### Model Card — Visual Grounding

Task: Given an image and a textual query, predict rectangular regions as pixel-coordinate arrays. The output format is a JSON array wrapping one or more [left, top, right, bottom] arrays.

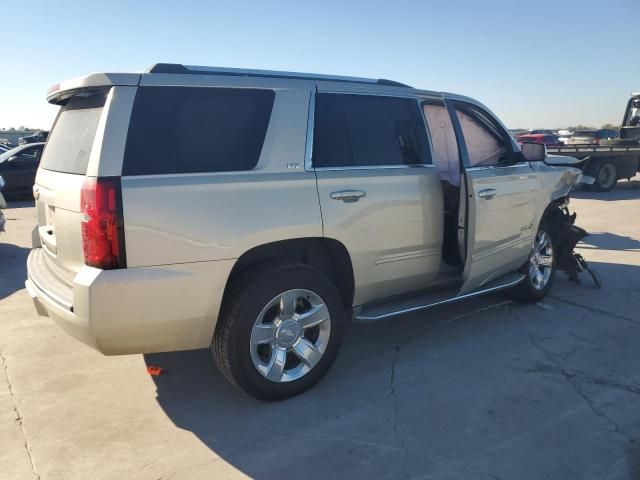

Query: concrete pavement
[[1, 179, 639, 479]]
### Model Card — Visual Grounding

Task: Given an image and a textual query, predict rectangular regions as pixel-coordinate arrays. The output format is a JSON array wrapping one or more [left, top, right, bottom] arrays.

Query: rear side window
[[123, 87, 274, 175], [40, 93, 106, 175], [313, 93, 431, 168]]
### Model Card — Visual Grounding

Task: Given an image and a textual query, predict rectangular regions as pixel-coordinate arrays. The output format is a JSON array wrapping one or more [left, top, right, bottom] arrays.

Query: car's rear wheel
[[212, 262, 345, 401], [588, 160, 617, 192], [507, 224, 556, 303]]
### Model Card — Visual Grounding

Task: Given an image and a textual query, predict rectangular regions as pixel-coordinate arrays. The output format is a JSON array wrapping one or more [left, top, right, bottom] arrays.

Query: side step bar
[[354, 273, 525, 322]]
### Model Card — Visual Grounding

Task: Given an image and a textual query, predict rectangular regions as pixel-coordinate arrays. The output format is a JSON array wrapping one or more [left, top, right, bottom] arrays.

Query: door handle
[[478, 188, 497, 199], [330, 190, 366, 202]]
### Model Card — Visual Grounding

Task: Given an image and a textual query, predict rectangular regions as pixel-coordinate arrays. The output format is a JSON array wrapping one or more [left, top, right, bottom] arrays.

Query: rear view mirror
[[521, 142, 547, 162]]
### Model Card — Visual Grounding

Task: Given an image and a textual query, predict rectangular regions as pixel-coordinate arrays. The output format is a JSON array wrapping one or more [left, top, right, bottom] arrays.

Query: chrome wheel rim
[[598, 164, 615, 189], [250, 289, 331, 383], [529, 230, 554, 290]]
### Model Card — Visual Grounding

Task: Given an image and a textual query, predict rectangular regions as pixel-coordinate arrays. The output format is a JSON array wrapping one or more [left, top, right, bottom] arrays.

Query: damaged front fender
[[531, 156, 587, 203]]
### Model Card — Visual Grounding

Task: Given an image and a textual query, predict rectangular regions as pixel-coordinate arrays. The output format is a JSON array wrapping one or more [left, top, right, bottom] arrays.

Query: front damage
[[533, 156, 601, 287]]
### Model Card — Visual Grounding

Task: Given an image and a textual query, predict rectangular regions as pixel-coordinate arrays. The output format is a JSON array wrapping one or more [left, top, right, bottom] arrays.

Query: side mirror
[[521, 142, 547, 162]]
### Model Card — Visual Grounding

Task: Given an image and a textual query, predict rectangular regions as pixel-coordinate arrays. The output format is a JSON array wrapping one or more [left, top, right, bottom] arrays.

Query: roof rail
[[146, 63, 412, 88]]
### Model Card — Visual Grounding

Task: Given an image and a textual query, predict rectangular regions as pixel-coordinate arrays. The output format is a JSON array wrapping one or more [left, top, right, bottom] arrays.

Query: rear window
[[313, 93, 431, 168], [122, 87, 274, 176], [39, 93, 106, 175]]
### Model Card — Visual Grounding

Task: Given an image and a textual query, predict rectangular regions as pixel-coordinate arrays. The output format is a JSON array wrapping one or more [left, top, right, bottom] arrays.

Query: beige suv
[[26, 64, 583, 400]]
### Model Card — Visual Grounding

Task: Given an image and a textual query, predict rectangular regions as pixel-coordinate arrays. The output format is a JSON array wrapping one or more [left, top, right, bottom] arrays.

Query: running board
[[354, 273, 525, 322]]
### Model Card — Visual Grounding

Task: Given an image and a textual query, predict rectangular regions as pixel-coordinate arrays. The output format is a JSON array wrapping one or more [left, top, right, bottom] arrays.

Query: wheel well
[[224, 238, 355, 307], [540, 198, 568, 226]]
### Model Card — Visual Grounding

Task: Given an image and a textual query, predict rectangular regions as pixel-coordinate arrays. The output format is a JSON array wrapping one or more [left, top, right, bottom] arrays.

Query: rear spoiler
[[47, 73, 141, 105]]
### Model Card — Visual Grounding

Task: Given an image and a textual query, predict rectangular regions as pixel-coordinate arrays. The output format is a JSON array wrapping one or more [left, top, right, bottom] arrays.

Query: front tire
[[212, 262, 345, 401], [507, 224, 557, 303]]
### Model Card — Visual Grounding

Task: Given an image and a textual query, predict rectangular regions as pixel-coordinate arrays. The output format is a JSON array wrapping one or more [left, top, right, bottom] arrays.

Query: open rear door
[[447, 100, 538, 294]]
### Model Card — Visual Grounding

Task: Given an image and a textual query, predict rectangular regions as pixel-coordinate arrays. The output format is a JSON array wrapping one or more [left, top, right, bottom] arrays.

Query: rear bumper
[[26, 248, 235, 355]]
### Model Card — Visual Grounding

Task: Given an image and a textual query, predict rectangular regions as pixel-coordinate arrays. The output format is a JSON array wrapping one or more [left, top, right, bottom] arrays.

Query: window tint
[[40, 93, 106, 175], [14, 146, 41, 165], [313, 93, 431, 168], [123, 87, 274, 175], [454, 105, 509, 167], [422, 103, 460, 186]]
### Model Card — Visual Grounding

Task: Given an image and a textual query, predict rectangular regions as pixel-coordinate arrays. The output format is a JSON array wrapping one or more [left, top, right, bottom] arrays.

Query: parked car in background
[[0, 175, 6, 233], [26, 63, 585, 401], [18, 130, 48, 145], [524, 129, 556, 136], [556, 130, 574, 144], [567, 129, 618, 145], [516, 133, 562, 146], [0, 144, 10, 153], [0, 143, 44, 198]]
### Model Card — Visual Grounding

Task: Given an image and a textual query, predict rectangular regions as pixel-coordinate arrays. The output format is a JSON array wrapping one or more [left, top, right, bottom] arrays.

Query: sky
[[2, 0, 638, 130]]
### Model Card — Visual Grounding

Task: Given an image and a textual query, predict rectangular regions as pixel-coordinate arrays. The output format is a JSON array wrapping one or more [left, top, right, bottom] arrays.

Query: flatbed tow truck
[[546, 93, 640, 192], [546, 144, 640, 191]]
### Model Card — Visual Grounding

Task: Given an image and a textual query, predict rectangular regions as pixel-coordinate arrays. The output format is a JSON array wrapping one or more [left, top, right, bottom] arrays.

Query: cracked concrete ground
[[1, 178, 639, 479]]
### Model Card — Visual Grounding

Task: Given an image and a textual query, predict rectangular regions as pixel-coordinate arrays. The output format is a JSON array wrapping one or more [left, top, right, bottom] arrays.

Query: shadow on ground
[[144, 261, 640, 479], [4, 198, 35, 208], [578, 232, 640, 251], [573, 179, 640, 201], [0, 241, 29, 299]]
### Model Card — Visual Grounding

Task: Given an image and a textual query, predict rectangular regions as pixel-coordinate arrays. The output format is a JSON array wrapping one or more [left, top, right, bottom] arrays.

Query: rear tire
[[212, 262, 345, 401], [507, 222, 557, 303], [588, 160, 617, 192]]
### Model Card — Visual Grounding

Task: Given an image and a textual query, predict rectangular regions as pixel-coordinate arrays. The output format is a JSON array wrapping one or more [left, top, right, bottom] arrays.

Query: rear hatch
[[32, 91, 108, 299]]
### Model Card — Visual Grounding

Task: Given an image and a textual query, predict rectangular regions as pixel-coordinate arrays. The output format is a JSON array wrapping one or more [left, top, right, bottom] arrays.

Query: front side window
[[123, 87, 275, 175], [313, 93, 431, 168], [454, 104, 510, 167]]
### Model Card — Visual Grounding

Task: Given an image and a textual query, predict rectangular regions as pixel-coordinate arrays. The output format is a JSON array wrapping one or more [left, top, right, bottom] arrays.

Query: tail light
[[594, 137, 601, 145], [80, 177, 126, 269]]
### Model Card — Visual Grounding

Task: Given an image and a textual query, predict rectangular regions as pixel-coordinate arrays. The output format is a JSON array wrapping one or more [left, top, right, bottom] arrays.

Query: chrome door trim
[[465, 162, 532, 173], [314, 164, 435, 172]]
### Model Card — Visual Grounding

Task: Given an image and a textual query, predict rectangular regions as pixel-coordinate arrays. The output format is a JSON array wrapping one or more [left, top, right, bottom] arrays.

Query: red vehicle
[[516, 133, 562, 146]]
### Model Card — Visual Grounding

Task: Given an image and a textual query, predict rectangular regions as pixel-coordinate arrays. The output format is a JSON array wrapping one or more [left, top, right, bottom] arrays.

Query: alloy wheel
[[250, 289, 331, 383], [529, 230, 554, 290]]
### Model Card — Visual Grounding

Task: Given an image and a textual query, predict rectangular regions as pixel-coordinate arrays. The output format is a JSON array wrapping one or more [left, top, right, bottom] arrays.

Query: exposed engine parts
[[546, 206, 601, 288]]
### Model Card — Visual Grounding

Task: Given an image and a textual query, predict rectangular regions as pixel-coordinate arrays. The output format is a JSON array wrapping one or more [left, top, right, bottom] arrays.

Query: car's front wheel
[[507, 224, 557, 303], [212, 262, 345, 401]]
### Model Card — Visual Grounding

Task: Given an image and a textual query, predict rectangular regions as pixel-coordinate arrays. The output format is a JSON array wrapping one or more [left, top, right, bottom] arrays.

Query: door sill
[[354, 272, 524, 322]]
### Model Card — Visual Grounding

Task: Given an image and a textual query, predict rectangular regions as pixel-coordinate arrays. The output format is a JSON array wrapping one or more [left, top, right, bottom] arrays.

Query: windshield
[[39, 92, 107, 175]]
